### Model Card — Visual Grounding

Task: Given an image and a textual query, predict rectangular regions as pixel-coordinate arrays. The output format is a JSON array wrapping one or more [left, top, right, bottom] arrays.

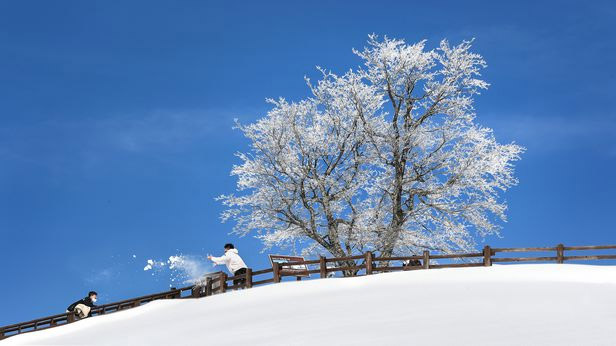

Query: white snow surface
[[4, 264, 616, 346]]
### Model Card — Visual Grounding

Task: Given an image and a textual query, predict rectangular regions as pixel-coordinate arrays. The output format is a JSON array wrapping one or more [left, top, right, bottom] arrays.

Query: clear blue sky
[[1, 0, 615, 325]]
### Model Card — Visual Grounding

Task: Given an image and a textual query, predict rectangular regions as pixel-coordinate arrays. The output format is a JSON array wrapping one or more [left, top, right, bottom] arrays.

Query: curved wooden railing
[[1, 243, 615, 340]]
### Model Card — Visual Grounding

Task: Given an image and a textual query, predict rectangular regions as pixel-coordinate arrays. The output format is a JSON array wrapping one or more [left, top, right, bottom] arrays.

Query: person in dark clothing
[[67, 291, 98, 318]]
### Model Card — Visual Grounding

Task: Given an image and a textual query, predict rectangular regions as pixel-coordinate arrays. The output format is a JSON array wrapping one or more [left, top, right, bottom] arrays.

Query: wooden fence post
[[191, 285, 200, 298], [365, 251, 373, 275], [219, 272, 227, 293], [245, 268, 253, 288], [133, 300, 140, 308], [556, 244, 565, 264], [483, 245, 492, 266], [67, 312, 75, 323], [273, 262, 281, 283], [319, 256, 327, 278], [205, 277, 213, 296], [422, 250, 430, 269]]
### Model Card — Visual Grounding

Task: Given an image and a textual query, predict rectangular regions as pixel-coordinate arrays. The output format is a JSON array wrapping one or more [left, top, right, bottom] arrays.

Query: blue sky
[[1, 0, 615, 325]]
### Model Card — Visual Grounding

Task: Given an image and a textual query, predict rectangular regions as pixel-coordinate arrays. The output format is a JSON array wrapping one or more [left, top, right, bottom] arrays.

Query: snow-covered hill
[[4, 264, 616, 346]]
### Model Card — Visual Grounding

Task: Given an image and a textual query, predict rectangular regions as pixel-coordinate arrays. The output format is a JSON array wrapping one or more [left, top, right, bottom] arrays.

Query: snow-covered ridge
[[4, 264, 616, 346]]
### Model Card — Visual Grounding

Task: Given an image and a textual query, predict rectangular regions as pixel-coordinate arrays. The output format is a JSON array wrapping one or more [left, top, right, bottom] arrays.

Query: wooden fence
[[1, 243, 615, 340]]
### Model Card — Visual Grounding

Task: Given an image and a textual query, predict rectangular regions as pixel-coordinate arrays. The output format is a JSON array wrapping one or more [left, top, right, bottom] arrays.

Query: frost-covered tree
[[219, 35, 524, 260]]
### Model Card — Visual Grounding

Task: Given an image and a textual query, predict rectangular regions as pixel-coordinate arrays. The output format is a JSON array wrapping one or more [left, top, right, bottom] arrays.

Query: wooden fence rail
[[1, 243, 615, 340]]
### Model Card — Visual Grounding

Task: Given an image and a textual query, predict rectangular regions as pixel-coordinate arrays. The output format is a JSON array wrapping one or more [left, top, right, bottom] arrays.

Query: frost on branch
[[218, 35, 524, 259]]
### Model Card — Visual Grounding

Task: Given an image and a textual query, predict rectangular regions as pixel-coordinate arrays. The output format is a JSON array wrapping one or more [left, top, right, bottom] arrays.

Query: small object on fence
[[365, 252, 373, 275], [273, 262, 281, 283], [319, 256, 327, 278], [556, 244, 565, 264], [219, 272, 227, 293], [245, 268, 253, 288], [403, 258, 422, 269], [483, 245, 492, 266], [423, 250, 430, 269]]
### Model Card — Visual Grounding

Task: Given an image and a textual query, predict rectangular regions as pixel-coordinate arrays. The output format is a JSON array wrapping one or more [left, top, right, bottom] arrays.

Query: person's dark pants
[[233, 268, 247, 288]]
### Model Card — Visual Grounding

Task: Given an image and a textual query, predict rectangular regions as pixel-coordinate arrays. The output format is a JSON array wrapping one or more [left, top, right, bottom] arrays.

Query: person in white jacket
[[208, 243, 248, 287]]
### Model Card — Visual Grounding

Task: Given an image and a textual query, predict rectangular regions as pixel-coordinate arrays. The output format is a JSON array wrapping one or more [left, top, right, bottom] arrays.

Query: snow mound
[[5, 264, 616, 346]]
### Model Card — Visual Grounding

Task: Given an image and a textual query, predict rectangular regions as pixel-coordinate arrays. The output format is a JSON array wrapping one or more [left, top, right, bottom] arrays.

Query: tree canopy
[[219, 35, 524, 258]]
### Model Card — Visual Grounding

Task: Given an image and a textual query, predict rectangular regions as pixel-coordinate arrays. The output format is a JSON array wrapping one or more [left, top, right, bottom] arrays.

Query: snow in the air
[[4, 264, 616, 345], [142, 255, 212, 284], [143, 259, 154, 271]]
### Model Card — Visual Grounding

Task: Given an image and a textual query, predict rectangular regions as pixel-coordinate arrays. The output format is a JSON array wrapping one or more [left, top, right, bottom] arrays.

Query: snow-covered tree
[[219, 35, 524, 261]]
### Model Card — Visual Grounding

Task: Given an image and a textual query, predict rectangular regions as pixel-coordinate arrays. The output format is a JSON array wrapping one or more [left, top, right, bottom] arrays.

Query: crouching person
[[208, 243, 248, 289], [67, 291, 98, 318]]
